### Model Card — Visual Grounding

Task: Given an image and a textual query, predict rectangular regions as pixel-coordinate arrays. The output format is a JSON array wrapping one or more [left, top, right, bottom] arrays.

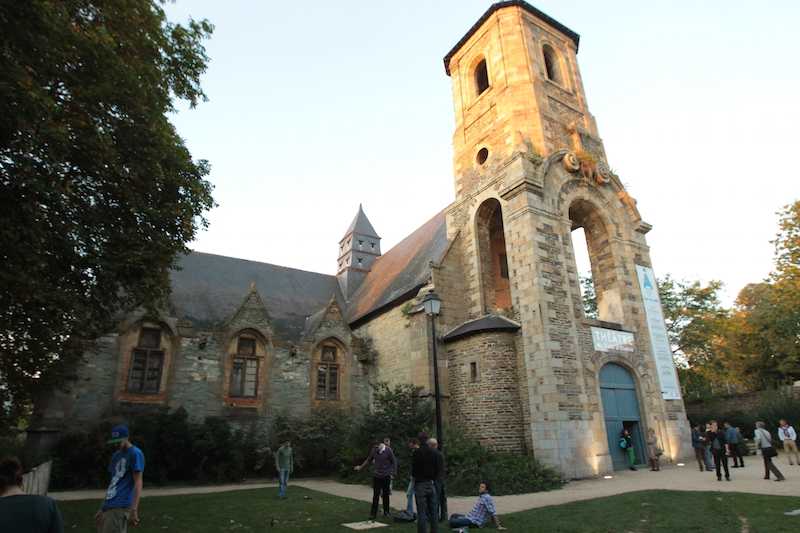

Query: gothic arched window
[[316, 345, 339, 400], [230, 335, 259, 398], [126, 327, 164, 393]]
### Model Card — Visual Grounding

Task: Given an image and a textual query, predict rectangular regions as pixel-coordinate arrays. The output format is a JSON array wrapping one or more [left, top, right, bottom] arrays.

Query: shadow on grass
[[57, 487, 799, 533]]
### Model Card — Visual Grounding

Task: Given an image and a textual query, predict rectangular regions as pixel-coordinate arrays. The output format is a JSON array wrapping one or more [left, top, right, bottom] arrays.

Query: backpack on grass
[[394, 509, 416, 523]]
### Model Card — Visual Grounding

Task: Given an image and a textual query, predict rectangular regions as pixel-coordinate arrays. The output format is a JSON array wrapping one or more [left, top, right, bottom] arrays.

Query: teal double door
[[600, 362, 645, 470]]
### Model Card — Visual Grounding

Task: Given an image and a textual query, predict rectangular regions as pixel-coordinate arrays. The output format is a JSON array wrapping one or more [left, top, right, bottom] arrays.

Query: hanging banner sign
[[590, 327, 634, 352], [636, 265, 682, 400]]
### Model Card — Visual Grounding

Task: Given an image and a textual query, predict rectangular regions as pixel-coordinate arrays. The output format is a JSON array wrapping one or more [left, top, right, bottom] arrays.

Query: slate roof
[[341, 204, 380, 241], [442, 315, 521, 343], [169, 210, 448, 340], [169, 252, 346, 341], [346, 211, 448, 324]]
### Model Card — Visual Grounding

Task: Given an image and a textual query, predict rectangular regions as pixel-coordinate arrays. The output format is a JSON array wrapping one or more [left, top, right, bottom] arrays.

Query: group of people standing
[[355, 432, 505, 533], [692, 419, 798, 482]]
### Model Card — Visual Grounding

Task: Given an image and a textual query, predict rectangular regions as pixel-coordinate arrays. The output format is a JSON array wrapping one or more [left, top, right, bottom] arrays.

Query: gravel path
[[51, 460, 800, 514]]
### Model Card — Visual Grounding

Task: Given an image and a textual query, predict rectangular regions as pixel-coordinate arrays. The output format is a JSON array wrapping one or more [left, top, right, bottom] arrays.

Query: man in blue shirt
[[448, 482, 506, 531], [725, 421, 744, 468], [94, 425, 145, 532]]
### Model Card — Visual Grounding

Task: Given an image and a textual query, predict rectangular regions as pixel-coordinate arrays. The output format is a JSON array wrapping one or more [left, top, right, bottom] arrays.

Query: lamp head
[[422, 289, 442, 316]]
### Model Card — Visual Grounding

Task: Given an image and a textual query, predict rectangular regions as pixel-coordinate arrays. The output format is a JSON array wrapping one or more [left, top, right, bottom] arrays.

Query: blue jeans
[[415, 480, 438, 533], [434, 480, 444, 519], [406, 476, 415, 511], [278, 468, 290, 499], [449, 514, 478, 529]]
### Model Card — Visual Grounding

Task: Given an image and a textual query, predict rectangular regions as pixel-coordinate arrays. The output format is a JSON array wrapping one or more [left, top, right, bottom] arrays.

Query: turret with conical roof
[[337, 205, 381, 300]]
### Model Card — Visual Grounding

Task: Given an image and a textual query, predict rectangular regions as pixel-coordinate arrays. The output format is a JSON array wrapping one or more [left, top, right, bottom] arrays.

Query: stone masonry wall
[[446, 331, 526, 453]]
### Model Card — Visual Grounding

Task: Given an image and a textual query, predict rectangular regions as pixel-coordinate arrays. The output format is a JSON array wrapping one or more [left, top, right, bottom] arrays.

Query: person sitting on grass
[[448, 482, 506, 531]]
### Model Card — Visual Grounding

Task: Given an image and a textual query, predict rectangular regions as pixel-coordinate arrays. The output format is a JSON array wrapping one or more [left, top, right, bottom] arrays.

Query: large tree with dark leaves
[[0, 0, 215, 432]]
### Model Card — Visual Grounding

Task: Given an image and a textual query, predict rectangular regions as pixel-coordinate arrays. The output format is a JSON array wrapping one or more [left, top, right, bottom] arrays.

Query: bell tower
[[444, 0, 604, 199], [337, 204, 381, 301], [439, 1, 688, 477]]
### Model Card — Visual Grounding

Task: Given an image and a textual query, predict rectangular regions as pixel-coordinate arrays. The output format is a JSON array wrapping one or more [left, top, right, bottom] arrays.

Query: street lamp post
[[422, 289, 443, 450], [421, 288, 447, 519]]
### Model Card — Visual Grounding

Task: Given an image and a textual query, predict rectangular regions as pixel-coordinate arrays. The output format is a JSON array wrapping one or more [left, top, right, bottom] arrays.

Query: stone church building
[[29, 1, 690, 477]]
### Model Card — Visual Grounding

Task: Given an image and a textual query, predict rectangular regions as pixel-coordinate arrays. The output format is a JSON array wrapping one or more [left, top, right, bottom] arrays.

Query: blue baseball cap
[[107, 425, 130, 444]]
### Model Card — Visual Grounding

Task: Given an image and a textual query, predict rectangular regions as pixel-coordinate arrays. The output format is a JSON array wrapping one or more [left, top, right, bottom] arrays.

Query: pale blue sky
[[164, 0, 799, 306]]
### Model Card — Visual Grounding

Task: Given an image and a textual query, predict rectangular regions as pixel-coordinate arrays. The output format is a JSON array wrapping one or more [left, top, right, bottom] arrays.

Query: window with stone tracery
[[127, 327, 164, 393], [231, 337, 259, 397], [316, 345, 339, 400]]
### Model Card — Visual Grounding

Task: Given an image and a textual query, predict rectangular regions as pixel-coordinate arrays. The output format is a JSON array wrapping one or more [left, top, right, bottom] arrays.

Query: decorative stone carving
[[595, 163, 613, 184], [562, 151, 581, 173]]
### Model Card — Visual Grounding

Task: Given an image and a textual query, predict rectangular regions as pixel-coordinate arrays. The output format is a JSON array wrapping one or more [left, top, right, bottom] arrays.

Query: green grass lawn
[[57, 487, 800, 533]]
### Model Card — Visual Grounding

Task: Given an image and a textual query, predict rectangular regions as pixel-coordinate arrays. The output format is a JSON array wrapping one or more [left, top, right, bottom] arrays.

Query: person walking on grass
[[355, 438, 396, 520], [778, 420, 799, 466], [448, 482, 506, 531], [755, 421, 785, 481], [706, 421, 730, 481], [275, 439, 293, 500], [94, 425, 145, 533], [725, 422, 744, 468], [621, 428, 636, 471]]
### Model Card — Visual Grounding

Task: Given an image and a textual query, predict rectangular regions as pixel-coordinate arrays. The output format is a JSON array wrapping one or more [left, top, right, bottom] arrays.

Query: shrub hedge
[[47, 382, 562, 495]]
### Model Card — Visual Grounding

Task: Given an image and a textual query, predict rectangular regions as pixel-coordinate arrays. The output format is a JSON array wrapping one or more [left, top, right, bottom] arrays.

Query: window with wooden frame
[[317, 346, 339, 399], [230, 337, 259, 397], [127, 327, 164, 393]]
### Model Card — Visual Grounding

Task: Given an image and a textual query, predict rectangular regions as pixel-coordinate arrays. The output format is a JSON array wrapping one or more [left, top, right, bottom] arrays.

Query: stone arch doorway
[[600, 362, 645, 470]]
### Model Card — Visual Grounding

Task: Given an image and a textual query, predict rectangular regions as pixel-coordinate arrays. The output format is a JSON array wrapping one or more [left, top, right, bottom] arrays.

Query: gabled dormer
[[337, 205, 381, 300]]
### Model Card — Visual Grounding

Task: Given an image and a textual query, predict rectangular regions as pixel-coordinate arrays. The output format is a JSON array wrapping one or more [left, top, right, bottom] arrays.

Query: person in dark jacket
[[691, 421, 712, 472], [621, 428, 636, 471], [706, 420, 730, 481], [411, 432, 439, 533], [355, 438, 397, 520]]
